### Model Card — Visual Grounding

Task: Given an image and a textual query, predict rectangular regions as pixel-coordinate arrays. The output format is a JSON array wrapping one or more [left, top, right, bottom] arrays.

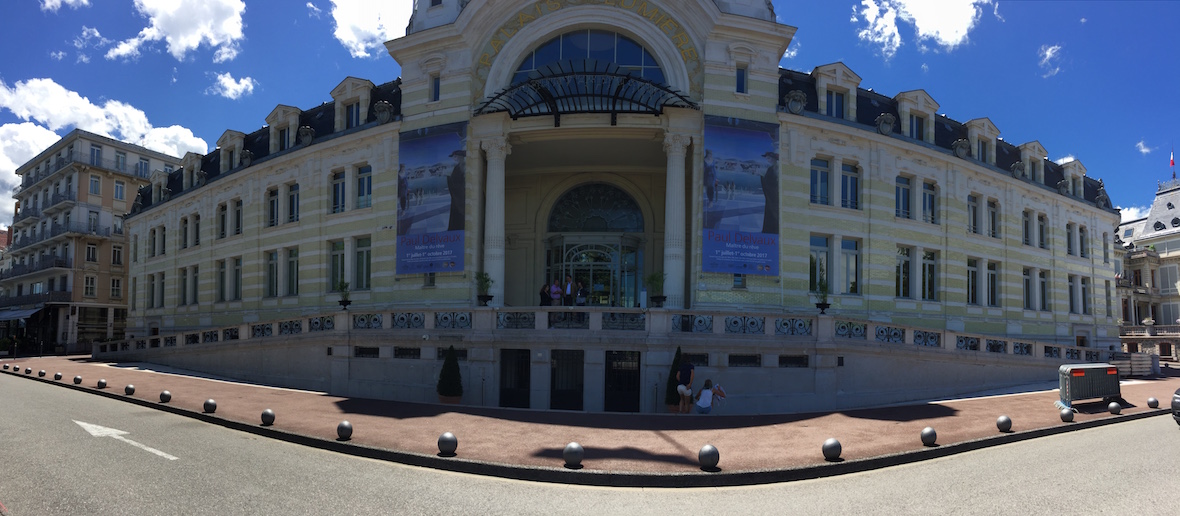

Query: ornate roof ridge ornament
[[784, 90, 807, 115], [874, 112, 895, 135], [952, 139, 970, 159]]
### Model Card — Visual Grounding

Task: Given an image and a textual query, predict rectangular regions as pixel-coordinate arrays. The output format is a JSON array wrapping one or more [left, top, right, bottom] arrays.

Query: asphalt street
[[3, 372, 1179, 515]]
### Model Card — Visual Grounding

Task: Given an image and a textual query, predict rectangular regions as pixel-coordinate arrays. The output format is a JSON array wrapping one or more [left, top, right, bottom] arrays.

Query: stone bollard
[[996, 415, 1012, 432], [25, 368, 31, 374], [160, 391, 172, 403], [1060, 408, 1075, 422], [437, 432, 458, 456], [337, 421, 353, 440], [920, 427, 937, 447], [53, 372, 62, 381], [562, 442, 584, 469], [822, 438, 842, 461], [38, 370, 45, 377], [124, 385, 135, 395], [698, 444, 719, 470], [1108, 402, 1121, 415], [2, 364, 7, 370], [1148, 397, 1159, 409], [73, 376, 82, 384], [97, 379, 107, 389], [261, 409, 275, 426], [203, 399, 217, 413]]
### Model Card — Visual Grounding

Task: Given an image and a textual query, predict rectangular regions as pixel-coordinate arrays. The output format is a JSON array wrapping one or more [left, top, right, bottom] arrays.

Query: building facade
[[108, 0, 1121, 413], [1, 129, 181, 353], [1114, 180, 1180, 361]]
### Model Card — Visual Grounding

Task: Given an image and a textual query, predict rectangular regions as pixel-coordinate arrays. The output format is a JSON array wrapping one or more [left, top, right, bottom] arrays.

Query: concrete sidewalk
[[3, 356, 1177, 487]]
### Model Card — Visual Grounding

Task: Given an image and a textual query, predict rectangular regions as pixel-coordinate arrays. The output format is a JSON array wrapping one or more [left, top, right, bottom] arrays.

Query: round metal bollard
[[920, 427, 937, 447], [53, 372, 62, 381], [124, 385, 135, 396], [38, 370, 46, 377], [2, 364, 7, 370], [25, 368, 32, 374], [1060, 408, 1075, 422], [203, 399, 217, 413], [437, 432, 458, 456], [337, 421, 353, 441], [996, 415, 1012, 432], [698, 444, 720, 470], [822, 438, 842, 461], [160, 390, 172, 403], [562, 442, 584, 468], [73, 376, 82, 384], [97, 379, 107, 389], [1148, 397, 1159, 409], [1108, 401, 1122, 415], [261, 409, 275, 426]]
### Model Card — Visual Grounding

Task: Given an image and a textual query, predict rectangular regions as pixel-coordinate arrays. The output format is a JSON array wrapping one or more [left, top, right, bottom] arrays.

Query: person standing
[[676, 359, 695, 414], [563, 274, 575, 307]]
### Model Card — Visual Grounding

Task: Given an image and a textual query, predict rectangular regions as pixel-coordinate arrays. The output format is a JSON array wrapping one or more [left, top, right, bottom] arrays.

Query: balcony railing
[[0, 290, 72, 308], [1119, 324, 1180, 337], [0, 257, 73, 281], [10, 222, 113, 251], [17, 154, 151, 194]]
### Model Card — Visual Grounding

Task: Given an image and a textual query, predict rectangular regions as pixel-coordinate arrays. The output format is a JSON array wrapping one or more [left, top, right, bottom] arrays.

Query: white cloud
[[0, 122, 63, 224], [782, 41, 799, 60], [50, 51, 66, 61], [1118, 205, 1149, 223], [1054, 155, 1075, 165], [921, 63, 929, 73], [76, 53, 90, 64], [40, 0, 90, 12], [329, 0, 413, 58], [1080, 18, 1087, 23], [855, 0, 991, 60], [0, 77, 208, 158], [106, 0, 246, 63], [74, 26, 110, 50], [307, 2, 323, 18], [1136, 140, 1154, 156], [206, 72, 256, 100], [1038, 44, 1062, 78]]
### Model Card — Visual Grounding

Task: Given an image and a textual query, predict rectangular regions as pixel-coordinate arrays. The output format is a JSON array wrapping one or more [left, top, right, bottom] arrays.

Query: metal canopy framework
[[474, 60, 698, 127]]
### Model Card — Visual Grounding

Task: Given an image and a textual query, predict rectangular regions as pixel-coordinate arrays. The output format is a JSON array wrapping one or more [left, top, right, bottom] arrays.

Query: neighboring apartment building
[[110, 0, 1121, 414], [0, 129, 181, 353], [1115, 180, 1180, 361]]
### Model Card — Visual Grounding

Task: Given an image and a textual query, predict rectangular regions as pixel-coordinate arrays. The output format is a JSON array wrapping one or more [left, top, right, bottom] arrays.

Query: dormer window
[[331, 77, 374, 132], [227, 149, 236, 169], [1030, 160, 1040, 183], [977, 140, 988, 163], [909, 115, 924, 140], [826, 90, 844, 118], [279, 127, 290, 151], [346, 102, 361, 129]]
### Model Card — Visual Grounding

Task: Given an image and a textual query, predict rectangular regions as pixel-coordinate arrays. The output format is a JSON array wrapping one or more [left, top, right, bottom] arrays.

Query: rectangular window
[[267, 189, 279, 227], [895, 177, 911, 219], [279, 127, 290, 151], [181, 218, 189, 249], [286, 248, 299, 296], [1081, 277, 1091, 315], [86, 243, 98, 262], [732, 273, 746, 289], [232, 257, 242, 301], [1066, 223, 1075, 255], [394, 347, 422, 360], [809, 159, 830, 205], [110, 278, 122, 298], [193, 214, 201, 245], [356, 165, 372, 209], [147, 275, 156, 308], [1039, 271, 1050, 311], [1038, 214, 1047, 249], [921, 182, 937, 224], [138, 157, 150, 177], [430, 75, 441, 102], [90, 144, 102, 166], [112, 245, 123, 266], [1103, 233, 1110, 263], [967, 258, 979, 305], [331, 172, 346, 213], [987, 262, 1000, 307], [88, 210, 99, 232], [909, 114, 925, 140], [921, 251, 937, 301], [728, 354, 761, 367], [778, 355, 810, 368], [826, 90, 845, 118], [977, 140, 988, 163], [809, 235, 829, 293], [84, 275, 96, 297], [218, 203, 227, 239], [217, 260, 227, 302], [1022, 211, 1032, 245], [1068, 275, 1078, 314], [987, 200, 999, 238], [1079, 227, 1088, 258], [330, 241, 345, 291], [233, 199, 243, 235], [190, 265, 199, 305], [896, 247, 912, 298], [840, 163, 859, 209], [967, 195, 979, 234], [1105, 280, 1112, 316], [287, 183, 300, 222], [89, 174, 100, 195], [346, 102, 361, 128], [735, 66, 748, 93], [1023, 268, 1034, 310], [115, 151, 127, 172], [159, 226, 165, 255], [114, 180, 125, 200], [841, 239, 860, 294], [266, 251, 279, 298], [179, 268, 187, 306], [354, 237, 372, 290]]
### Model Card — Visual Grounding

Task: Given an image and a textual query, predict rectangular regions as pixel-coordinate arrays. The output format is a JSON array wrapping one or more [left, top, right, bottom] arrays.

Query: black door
[[499, 348, 531, 408], [604, 350, 640, 413], [550, 350, 584, 411]]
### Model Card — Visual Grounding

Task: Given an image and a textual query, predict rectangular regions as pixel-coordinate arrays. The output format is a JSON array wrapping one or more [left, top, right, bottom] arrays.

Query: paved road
[[2, 373, 1178, 515]]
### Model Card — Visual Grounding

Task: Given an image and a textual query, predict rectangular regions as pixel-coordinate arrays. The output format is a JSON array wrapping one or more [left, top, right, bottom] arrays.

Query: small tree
[[437, 345, 463, 398], [475, 271, 493, 296], [664, 346, 683, 406]]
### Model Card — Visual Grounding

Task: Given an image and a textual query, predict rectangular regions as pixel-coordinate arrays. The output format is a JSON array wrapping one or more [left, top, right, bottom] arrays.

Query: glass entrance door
[[546, 235, 641, 308]]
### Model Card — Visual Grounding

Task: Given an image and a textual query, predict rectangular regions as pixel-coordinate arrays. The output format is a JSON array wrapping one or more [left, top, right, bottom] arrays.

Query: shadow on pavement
[[531, 445, 697, 467]]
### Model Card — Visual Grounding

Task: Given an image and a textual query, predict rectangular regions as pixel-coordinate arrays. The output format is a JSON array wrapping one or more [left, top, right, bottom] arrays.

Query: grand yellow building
[[105, 0, 1120, 413]]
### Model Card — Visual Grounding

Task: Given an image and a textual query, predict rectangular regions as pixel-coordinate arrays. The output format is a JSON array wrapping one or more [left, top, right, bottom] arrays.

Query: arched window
[[548, 183, 643, 233], [514, 29, 664, 85]]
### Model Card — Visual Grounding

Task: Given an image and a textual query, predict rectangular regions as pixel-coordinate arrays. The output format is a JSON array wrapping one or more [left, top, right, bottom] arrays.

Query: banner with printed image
[[397, 122, 467, 274], [702, 116, 779, 275]]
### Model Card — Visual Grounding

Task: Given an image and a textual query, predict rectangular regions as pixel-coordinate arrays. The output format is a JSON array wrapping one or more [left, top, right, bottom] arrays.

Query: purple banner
[[702, 116, 779, 275], [397, 122, 467, 274]]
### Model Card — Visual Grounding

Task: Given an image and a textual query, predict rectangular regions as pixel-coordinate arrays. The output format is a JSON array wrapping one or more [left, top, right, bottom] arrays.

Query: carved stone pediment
[[240, 150, 253, 167], [874, 112, 896, 135], [1009, 161, 1026, 179], [374, 100, 394, 124], [784, 90, 807, 115], [297, 126, 315, 146], [952, 139, 970, 159]]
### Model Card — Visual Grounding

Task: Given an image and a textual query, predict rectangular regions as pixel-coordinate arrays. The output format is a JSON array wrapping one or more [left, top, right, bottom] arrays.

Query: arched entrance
[[544, 183, 644, 308]]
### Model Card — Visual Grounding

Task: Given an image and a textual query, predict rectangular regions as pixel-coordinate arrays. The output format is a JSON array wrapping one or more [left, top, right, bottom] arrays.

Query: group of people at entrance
[[538, 275, 588, 308], [676, 361, 727, 414]]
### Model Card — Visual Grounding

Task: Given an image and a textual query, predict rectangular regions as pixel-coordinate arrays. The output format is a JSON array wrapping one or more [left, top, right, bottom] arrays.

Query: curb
[[2, 367, 1172, 487]]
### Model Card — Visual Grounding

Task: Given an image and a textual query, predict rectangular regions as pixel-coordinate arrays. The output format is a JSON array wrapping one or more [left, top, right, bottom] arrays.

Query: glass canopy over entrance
[[545, 183, 644, 308]]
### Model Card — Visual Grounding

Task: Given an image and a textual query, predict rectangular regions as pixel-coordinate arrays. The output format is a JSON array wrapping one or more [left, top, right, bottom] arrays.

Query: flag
[[1172, 148, 1175, 168]]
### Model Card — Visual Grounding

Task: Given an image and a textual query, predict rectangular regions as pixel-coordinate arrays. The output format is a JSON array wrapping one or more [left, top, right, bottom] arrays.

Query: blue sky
[[1, 0, 1176, 228]]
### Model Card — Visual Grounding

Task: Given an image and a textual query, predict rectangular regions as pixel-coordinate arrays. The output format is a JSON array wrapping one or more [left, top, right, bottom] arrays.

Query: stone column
[[481, 138, 511, 306], [662, 133, 691, 309]]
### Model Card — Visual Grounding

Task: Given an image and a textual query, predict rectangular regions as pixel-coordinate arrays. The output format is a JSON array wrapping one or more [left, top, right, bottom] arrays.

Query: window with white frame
[[840, 163, 859, 209], [1023, 268, 1034, 310], [233, 199, 243, 235], [1038, 214, 1048, 249], [286, 248, 299, 296], [921, 181, 937, 224], [909, 114, 925, 140], [1102, 233, 1110, 263], [115, 151, 127, 172], [355, 237, 371, 290], [977, 139, 989, 164], [89, 174, 100, 195], [217, 203, 227, 239], [86, 243, 97, 262], [216, 259, 227, 302], [1068, 275, 1078, 313], [987, 200, 999, 238], [1079, 227, 1088, 258], [1022, 210, 1032, 245], [841, 239, 860, 294], [330, 241, 345, 291], [112, 245, 123, 266], [331, 172, 346, 213], [810, 159, 830, 205], [1039, 270, 1050, 311], [1160, 265, 1178, 295], [895, 176, 912, 219], [967, 258, 980, 305], [114, 180, 125, 200], [181, 218, 189, 249], [266, 251, 279, 298], [356, 165, 372, 209], [110, 278, 122, 298], [287, 183, 300, 222], [84, 275, 96, 297], [346, 102, 361, 129], [987, 261, 999, 307], [896, 246, 912, 298], [267, 188, 279, 227], [921, 251, 937, 301], [1066, 223, 1076, 255], [1081, 277, 1091, 314], [809, 235, 829, 293], [967, 195, 980, 234], [193, 214, 201, 245], [826, 90, 845, 118], [90, 144, 102, 165]]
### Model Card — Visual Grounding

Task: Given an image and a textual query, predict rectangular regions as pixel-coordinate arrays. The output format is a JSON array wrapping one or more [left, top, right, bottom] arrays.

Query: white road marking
[[74, 420, 179, 461]]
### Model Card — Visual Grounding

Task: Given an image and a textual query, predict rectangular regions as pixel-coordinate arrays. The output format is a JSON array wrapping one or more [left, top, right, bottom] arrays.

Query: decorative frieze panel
[[1044, 346, 1061, 358], [1085, 350, 1101, 361], [186, 334, 199, 345], [352, 313, 382, 329], [548, 312, 588, 329], [725, 316, 764, 334], [497, 312, 535, 329], [434, 312, 471, 329], [986, 339, 1007, 353], [279, 320, 302, 335], [223, 328, 239, 341], [164, 336, 177, 347], [875, 325, 905, 344], [835, 320, 866, 339], [603, 312, 645, 331], [913, 330, 940, 348], [392, 312, 426, 329], [775, 318, 812, 336], [135, 339, 146, 349], [252, 323, 273, 338], [309, 316, 335, 332], [203, 331, 219, 343], [672, 315, 713, 333], [956, 336, 980, 351], [1013, 342, 1032, 356], [1065, 348, 1081, 360]]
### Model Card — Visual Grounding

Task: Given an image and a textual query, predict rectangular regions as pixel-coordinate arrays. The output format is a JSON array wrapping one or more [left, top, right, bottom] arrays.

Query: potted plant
[[646, 272, 666, 308], [336, 281, 351, 310], [665, 346, 683, 413], [475, 271, 494, 306], [437, 345, 463, 404], [812, 258, 830, 314]]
